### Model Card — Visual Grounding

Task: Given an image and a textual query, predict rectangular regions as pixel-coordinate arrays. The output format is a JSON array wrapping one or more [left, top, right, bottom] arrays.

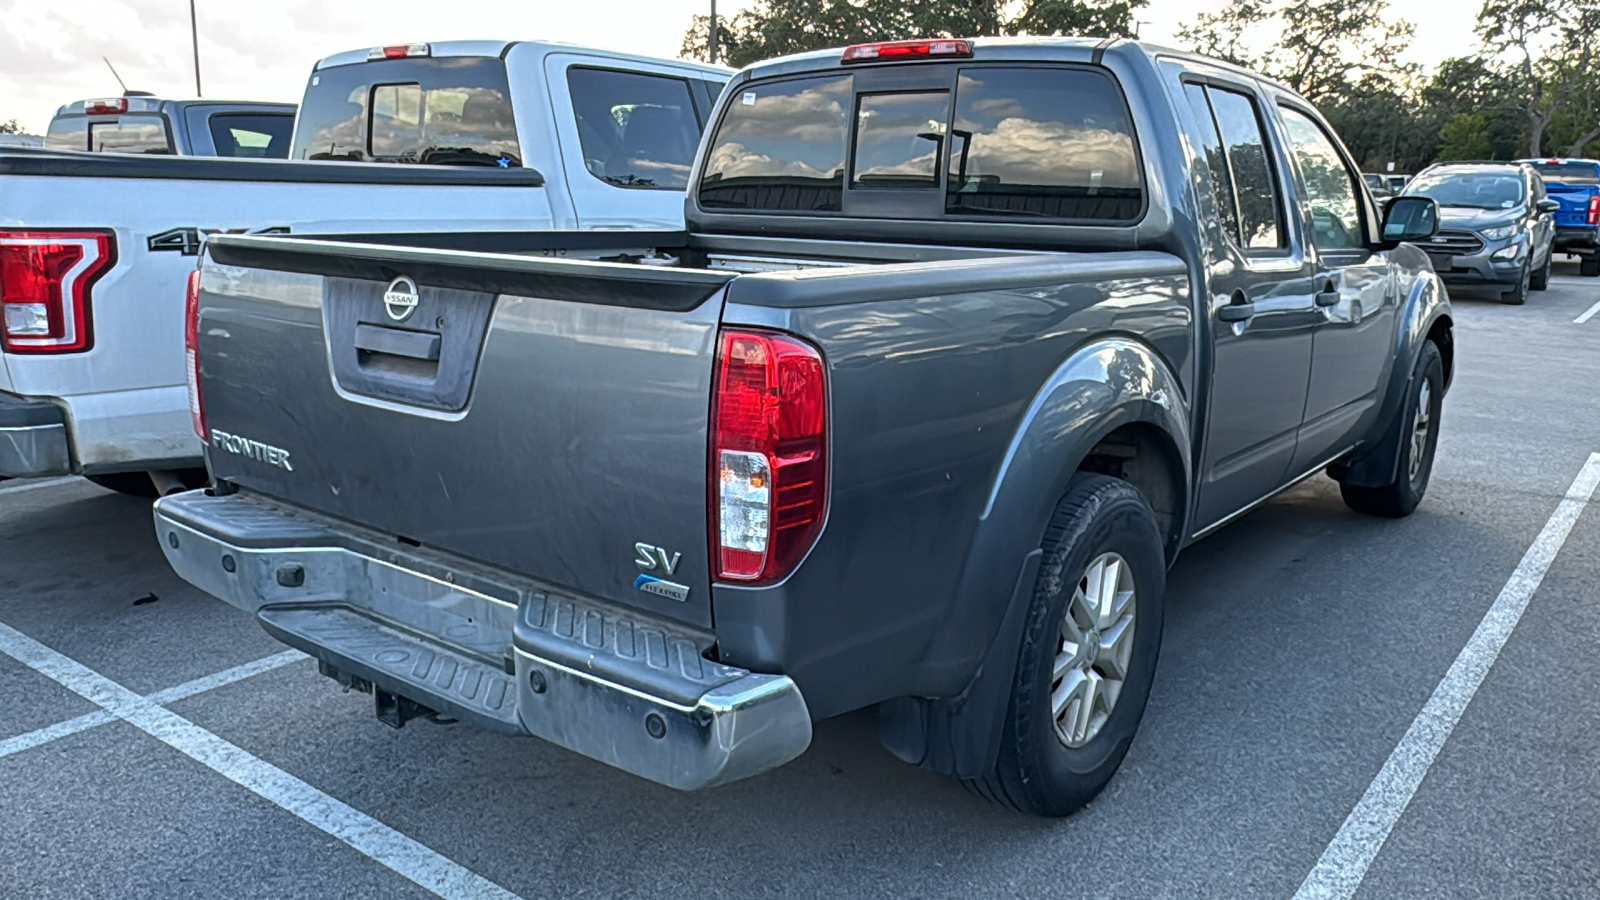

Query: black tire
[[1582, 254, 1600, 278], [1340, 341, 1444, 518], [967, 473, 1165, 817], [1529, 251, 1551, 291], [1500, 265, 1529, 305]]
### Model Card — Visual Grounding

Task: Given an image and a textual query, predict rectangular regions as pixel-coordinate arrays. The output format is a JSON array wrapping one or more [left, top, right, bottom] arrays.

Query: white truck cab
[[0, 41, 729, 494]]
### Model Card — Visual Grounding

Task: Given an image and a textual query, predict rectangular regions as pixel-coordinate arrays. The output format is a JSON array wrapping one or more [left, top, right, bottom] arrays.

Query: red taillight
[[0, 230, 113, 354], [711, 329, 827, 584], [841, 39, 973, 64], [85, 98, 128, 114], [369, 43, 431, 60], [185, 268, 205, 440], [1588, 194, 1599, 226]]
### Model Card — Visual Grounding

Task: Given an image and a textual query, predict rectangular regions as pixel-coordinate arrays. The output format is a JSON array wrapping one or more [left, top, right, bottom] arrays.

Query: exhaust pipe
[[146, 470, 188, 496]]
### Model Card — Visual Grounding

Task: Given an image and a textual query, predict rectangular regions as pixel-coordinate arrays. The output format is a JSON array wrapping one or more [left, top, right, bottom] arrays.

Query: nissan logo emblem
[[383, 276, 420, 322]]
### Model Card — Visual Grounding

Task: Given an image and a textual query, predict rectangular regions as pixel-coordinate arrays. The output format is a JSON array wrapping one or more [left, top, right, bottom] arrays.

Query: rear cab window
[[566, 67, 705, 190], [46, 115, 172, 154], [291, 57, 520, 166], [208, 113, 293, 158], [1528, 162, 1600, 185], [698, 64, 1144, 223]]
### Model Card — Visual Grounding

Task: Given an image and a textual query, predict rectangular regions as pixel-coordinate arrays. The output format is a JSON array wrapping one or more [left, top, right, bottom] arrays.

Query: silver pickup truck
[[154, 38, 1452, 816]]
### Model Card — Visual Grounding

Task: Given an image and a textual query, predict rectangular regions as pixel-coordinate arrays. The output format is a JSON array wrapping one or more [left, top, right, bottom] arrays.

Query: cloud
[[957, 117, 1139, 188], [706, 141, 832, 180]]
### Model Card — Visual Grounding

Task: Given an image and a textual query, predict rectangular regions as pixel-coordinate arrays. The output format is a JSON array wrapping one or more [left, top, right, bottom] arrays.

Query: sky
[[0, 0, 1482, 134]]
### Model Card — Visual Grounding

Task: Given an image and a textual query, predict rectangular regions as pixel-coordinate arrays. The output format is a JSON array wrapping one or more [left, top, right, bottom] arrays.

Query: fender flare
[[1336, 268, 1453, 488], [879, 337, 1192, 778]]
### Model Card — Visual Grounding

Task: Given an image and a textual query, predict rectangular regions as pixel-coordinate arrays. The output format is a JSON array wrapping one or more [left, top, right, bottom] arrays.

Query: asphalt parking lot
[[3, 259, 1599, 900]]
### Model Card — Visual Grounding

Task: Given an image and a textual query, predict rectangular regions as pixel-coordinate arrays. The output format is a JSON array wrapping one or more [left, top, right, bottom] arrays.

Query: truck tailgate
[[1547, 183, 1599, 229], [197, 236, 733, 629]]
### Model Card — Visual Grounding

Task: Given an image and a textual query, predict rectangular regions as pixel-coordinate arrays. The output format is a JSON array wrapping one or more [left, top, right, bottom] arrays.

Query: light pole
[[709, 0, 719, 65], [189, 0, 202, 97]]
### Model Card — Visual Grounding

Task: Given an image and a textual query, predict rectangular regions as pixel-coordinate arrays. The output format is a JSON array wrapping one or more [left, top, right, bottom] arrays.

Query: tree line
[[682, 0, 1600, 172]]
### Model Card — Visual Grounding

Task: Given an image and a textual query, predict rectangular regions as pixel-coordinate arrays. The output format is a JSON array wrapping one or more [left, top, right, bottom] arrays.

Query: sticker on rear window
[[742, 92, 756, 105]]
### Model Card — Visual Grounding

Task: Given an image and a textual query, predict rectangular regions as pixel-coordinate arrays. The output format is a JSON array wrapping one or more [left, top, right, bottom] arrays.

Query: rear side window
[[568, 67, 703, 190], [208, 113, 292, 158], [44, 117, 88, 151], [88, 116, 171, 154], [1182, 82, 1241, 243], [1530, 162, 1600, 185], [292, 58, 520, 166], [947, 68, 1141, 220], [699, 74, 852, 212], [1204, 87, 1283, 249]]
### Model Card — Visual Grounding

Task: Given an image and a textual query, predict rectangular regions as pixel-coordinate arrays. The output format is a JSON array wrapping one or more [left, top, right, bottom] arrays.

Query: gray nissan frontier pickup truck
[[154, 38, 1452, 817]]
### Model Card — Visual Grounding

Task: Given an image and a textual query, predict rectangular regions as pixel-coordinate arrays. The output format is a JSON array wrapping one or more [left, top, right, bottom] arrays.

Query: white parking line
[[0, 622, 523, 900], [1294, 452, 1600, 900], [1575, 299, 1600, 325], [0, 476, 78, 496], [0, 650, 306, 761]]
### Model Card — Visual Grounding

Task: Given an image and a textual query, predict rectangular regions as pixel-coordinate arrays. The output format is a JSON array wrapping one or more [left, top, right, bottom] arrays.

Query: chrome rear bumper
[[153, 489, 812, 790], [0, 394, 69, 477]]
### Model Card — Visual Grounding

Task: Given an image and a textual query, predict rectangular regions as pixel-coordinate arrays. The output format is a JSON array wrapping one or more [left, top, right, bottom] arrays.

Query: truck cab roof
[[313, 39, 732, 78]]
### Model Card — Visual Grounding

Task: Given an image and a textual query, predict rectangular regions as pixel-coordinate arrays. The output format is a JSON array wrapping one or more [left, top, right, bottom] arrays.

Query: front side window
[[699, 74, 852, 212], [208, 113, 292, 158], [947, 68, 1142, 220], [1279, 106, 1364, 251], [88, 116, 170, 154], [1205, 86, 1283, 249], [292, 57, 520, 166], [568, 68, 703, 190]]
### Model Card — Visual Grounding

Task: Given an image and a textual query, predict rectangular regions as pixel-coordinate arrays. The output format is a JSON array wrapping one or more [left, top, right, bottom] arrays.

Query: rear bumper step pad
[[154, 489, 812, 790]]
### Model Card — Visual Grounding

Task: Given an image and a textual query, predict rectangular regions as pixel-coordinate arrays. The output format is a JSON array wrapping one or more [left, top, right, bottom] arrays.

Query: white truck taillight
[[0, 230, 113, 354], [711, 329, 827, 584], [185, 268, 205, 440]]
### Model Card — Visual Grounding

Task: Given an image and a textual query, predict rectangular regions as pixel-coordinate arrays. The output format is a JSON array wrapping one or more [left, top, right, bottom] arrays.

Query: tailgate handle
[[354, 323, 441, 362]]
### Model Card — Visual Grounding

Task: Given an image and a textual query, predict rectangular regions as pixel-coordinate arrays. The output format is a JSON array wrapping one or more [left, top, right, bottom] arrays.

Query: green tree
[[1176, 0, 1417, 104], [681, 0, 1146, 69], [1476, 0, 1600, 156], [0, 119, 23, 135], [1435, 112, 1494, 161]]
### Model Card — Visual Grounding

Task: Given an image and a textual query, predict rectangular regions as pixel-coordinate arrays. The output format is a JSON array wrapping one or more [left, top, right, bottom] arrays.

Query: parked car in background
[[1385, 174, 1410, 194], [45, 94, 297, 158], [1401, 162, 1558, 304], [1518, 158, 1600, 277], [1, 41, 729, 496], [1363, 173, 1394, 200], [156, 37, 1451, 818]]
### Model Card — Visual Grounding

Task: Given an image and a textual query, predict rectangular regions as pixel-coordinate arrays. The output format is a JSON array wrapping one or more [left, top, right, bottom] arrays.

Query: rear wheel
[[1530, 251, 1551, 291], [1340, 341, 1444, 518], [1500, 265, 1529, 305], [967, 473, 1165, 817], [1582, 254, 1600, 278]]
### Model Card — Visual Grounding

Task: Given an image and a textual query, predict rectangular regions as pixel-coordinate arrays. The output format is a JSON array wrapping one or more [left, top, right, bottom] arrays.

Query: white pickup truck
[[0, 40, 728, 494]]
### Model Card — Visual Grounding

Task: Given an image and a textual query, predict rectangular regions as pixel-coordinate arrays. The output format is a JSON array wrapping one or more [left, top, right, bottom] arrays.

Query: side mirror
[[1379, 196, 1440, 248], [1536, 198, 1561, 214]]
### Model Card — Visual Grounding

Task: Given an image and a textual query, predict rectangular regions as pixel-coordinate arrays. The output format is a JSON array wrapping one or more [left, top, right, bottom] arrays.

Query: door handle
[[1218, 301, 1256, 322]]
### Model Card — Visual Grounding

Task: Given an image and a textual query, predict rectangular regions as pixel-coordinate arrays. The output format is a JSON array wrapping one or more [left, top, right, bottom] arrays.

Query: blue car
[[1519, 158, 1600, 277]]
